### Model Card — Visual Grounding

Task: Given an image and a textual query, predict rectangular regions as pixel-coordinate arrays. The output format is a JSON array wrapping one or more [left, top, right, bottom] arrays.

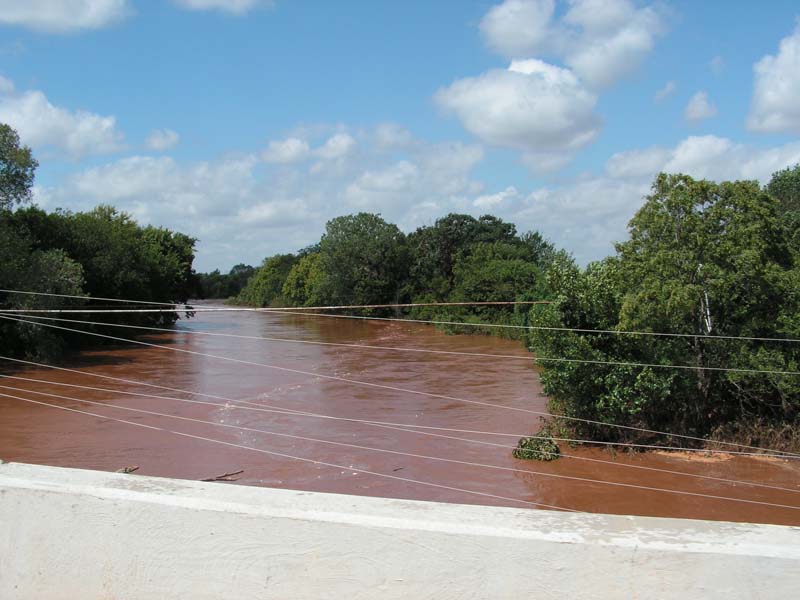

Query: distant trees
[[195, 264, 255, 299], [236, 254, 297, 307], [528, 173, 800, 447]]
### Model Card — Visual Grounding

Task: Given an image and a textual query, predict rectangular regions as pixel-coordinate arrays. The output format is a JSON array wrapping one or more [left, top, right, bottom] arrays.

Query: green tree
[[529, 173, 800, 445], [282, 253, 325, 306], [406, 213, 518, 299], [236, 253, 297, 307], [317, 213, 409, 307], [0, 123, 37, 210]]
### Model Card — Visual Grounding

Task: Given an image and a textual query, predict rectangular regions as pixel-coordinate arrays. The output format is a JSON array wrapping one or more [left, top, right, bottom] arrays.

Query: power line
[[272, 310, 800, 345], [0, 389, 571, 512], [3, 286, 799, 344], [2, 313, 799, 458], [2, 353, 790, 460], [4, 372, 797, 494], [11, 312, 800, 377], [0, 289, 183, 306], [10, 313, 534, 361], [2, 385, 797, 512]]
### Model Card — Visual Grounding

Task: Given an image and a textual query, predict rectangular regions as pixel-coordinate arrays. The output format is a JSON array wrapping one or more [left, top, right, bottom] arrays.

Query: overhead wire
[[2, 384, 797, 512], [0, 388, 571, 512], [3, 372, 798, 494], [2, 312, 799, 458]]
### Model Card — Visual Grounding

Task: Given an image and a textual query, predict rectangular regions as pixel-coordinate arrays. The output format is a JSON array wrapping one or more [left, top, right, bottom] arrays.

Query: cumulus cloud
[[0, 0, 132, 33], [479, 0, 666, 89], [684, 91, 717, 122], [435, 59, 600, 172], [474, 186, 519, 209], [314, 133, 356, 160], [0, 81, 124, 158], [172, 0, 272, 15], [607, 135, 800, 183], [747, 23, 800, 134], [654, 80, 676, 102], [261, 137, 310, 164], [479, 0, 554, 58], [373, 123, 414, 150], [145, 128, 179, 152]]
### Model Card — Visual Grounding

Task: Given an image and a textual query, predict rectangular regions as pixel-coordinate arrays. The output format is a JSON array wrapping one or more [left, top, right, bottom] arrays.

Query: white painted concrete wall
[[0, 461, 798, 599]]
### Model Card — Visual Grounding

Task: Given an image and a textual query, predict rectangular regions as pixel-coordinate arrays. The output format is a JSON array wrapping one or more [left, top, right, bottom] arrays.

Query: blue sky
[[1, 0, 799, 271]]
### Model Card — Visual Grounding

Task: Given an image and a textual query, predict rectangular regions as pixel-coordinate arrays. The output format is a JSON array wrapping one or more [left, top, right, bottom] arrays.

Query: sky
[[1, 0, 799, 272]]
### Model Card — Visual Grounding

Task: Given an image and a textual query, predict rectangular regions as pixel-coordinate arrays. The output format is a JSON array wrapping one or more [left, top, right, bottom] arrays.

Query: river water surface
[[1, 306, 798, 525]]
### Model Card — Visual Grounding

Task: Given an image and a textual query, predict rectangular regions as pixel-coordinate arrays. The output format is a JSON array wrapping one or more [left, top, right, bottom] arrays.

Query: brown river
[[1, 305, 799, 525]]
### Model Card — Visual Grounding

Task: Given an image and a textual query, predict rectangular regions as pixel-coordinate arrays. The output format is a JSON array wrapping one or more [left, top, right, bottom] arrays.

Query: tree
[[317, 213, 409, 307], [282, 253, 324, 307], [766, 163, 800, 216], [236, 253, 296, 307], [407, 213, 518, 299], [529, 173, 800, 444], [0, 123, 37, 210]]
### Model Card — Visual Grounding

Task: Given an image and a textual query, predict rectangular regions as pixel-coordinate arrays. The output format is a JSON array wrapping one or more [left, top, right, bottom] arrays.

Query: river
[[1, 306, 798, 525]]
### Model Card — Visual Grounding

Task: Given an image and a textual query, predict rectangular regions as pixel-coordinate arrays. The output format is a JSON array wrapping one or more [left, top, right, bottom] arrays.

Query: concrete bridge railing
[[0, 461, 798, 599]]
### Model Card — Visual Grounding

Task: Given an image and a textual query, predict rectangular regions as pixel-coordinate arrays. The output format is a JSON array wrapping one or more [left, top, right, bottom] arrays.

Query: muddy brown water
[[1, 305, 798, 526]]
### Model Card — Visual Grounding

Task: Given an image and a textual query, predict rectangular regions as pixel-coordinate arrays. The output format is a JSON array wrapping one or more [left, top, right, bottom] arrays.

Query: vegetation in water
[[513, 436, 561, 461]]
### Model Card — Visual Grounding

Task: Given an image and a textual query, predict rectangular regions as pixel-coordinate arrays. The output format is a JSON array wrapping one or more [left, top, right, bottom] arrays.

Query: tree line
[[232, 167, 800, 451], [0, 124, 196, 359]]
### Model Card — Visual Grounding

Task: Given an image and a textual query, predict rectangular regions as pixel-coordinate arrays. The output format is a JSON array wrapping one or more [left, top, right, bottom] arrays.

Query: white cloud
[[563, 0, 665, 89], [145, 128, 179, 152], [172, 0, 271, 15], [0, 75, 14, 94], [373, 123, 414, 150], [0, 0, 131, 33], [747, 23, 800, 134], [654, 80, 676, 102], [435, 59, 600, 171], [474, 186, 519, 209], [479, 0, 554, 58], [0, 83, 124, 158], [261, 137, 310, 164], [35, 128, 800, 272], [710, 55, 724, 74], [314, 133, 356, 160], [478, 0, 666, 89], [684, 91, 717, 122], [607, 135, 800, 183]]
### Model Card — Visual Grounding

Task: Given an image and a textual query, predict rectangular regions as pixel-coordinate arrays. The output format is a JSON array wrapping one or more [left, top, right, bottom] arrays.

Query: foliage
[[528, 173, 800, 445], [406, 213, 519, 300], [317, 213, 409, 308], [236, 253, 297, 307], [194, 264, 255, 299], [0, 123, 197, 359], [0, 123, 37, 210], [512, 436, 560, 461], [282, 253, 325, 307]]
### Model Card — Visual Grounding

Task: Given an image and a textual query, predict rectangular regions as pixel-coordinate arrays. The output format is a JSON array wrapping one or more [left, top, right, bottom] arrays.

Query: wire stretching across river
[[12, 313, 800, 377], [0, 389, 572, 513], [2, 313, 799, 459], [3, 287, 800, 344], [2, 384, 797, 512], [3, 372, 798, 494], [1, 353, 790, 461]]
